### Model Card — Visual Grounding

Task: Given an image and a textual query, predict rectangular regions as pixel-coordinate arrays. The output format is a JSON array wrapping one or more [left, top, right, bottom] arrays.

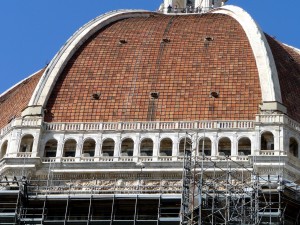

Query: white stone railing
[[138, 156, 153, 162], [38, 153, 287, 163], [41, 157, 56, 163], [64, 123, 82, 131], [102, 123, 118, 130], [0, 117, 43, 137], [286, 117, 300, 132], [39, 155, 251, 163], [44, 120, 255, 132], [44, 123, 64, 131], [0, 121, 13, 136], [21, 118, 42, 126], [17, 152, 33, 158], [61, 157, 76, 162], [80, 157, 95, 162], [195, 156, 248, 161], [177, 155, 185, 161], [158, 156, 173, 161], [256, 114, 285, 124], [256, 150, 286, 156], [16, 152, 284, 163], [4, 114, 300, 137], [236, 155, 249, 161], [3, 114, 300, 139], [12, 117, 42, 127], [119, 156, 134, 162], [256, 114, 300, 133], [98, 157, 114, 162], [82, 123, 102, 130]]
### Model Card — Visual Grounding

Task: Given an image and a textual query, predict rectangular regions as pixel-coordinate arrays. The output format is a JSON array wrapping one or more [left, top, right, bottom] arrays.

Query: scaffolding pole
[[180, 134, 284, 225]]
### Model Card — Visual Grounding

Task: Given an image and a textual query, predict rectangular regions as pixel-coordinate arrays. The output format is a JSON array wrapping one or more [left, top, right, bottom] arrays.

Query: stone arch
[[238, 137, 251, 156], [218, 137, 231, 156], [121, 138, 134, 157], [19, 134, 34, 153], [102, 138, 115, 157], [44, 139, 58, 157], [82, 138, 96, 157], [159, 138, 173, 156], [179, 137, 192, 156], [0, 140, 8, 159], [140, 138, 153, 156], [289, 137, 298, 158], [261, 131, 274, 150], [63, 139, 77, 157], [198, 137, 212, 156]]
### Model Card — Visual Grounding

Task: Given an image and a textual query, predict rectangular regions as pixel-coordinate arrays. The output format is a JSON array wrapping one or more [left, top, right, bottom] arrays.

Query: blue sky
[[0, 0, 299, 94]]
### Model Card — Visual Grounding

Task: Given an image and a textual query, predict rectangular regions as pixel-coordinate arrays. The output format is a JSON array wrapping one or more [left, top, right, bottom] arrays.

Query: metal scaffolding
[[0, 164, 300, 224], [1, 143, 300, 224], [0, 175, 182, 225], [180, 136, 286, 225]]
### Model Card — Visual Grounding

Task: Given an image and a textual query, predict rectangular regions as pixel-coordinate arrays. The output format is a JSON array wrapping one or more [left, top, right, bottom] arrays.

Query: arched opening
[[102, 139, 115, 157], [179, 138, 192, 156], [198, 138, 211, 156], [82, 139, 96, 157], [19, 135, 34, 152], [140, 139, 153, 156], [186, 0, 195, 11], [218, 137, 231, 156], [121, 138, 134, 157], [44, 139, 58, 157], [261, 131, 274, 150], [0, 141, 8, 159], [160, 138, 172, 156], [63, 139, 77, 157], [238, 137, 251, 156], [289, 138, 298, 158]]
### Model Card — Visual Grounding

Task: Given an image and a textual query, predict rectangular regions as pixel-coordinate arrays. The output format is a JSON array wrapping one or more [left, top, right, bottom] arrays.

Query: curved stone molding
[[212, 6, 283, 106], [24, 10, 151, 116]]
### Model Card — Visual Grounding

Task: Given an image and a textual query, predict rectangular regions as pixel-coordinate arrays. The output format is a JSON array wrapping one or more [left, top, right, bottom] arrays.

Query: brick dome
[[44, 13, 261, 123], [1, 6, 300, 129]]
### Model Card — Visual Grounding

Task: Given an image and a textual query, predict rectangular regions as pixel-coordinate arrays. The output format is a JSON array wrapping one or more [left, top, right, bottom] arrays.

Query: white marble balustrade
[[44, 120, 255, 132], [40, 155, 251, 163], [16, 152, 33, 158], [5, 114, 300, 138]]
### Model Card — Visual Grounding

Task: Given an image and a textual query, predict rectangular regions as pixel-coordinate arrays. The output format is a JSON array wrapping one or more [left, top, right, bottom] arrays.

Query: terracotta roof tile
[[44, 13, 261, 122], [0, 69, 44, 129], [267, 35, 300, 122]]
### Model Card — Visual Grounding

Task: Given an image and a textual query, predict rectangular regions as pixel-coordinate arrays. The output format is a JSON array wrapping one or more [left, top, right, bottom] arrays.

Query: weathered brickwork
[[267, 35, 300, 123], [0, 70, 43, 129], [43, 13, 262, 122]]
